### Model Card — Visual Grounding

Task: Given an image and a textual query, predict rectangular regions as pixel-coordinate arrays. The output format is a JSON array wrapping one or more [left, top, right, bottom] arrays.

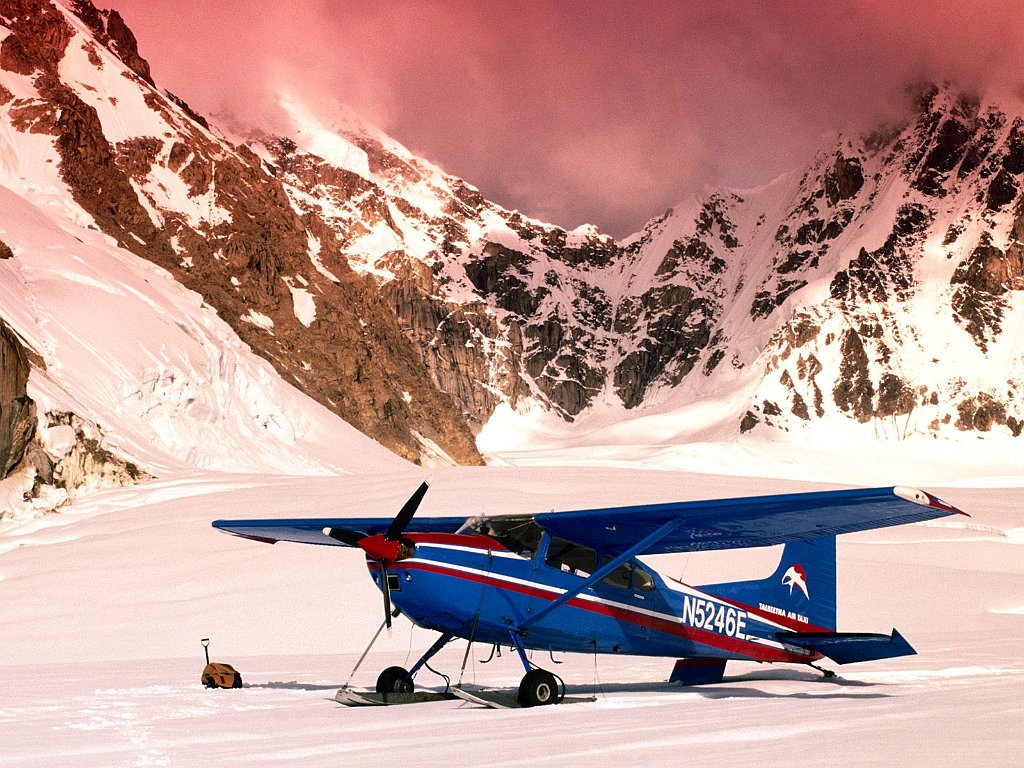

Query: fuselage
[[372, 532, 822, 664]]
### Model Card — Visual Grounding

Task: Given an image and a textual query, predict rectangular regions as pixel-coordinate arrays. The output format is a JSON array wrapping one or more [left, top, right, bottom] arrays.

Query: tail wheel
[[517, 669, 560, 707], [376, 665, 414, 693]]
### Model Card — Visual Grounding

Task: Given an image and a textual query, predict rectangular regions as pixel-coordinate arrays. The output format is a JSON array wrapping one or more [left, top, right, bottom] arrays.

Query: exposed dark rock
[[0, 239, 12, 259], [739, 410, 759, 433], [986, 169, 1019, 210], [657, 238, 726, 277], [957, 109, 1004, 180], [1003, 119, 1024, 175], [955, 393, 1013, 433], [913, 117, 973, 196], [164, 91, 209, 130], [943, 221, 965, 245], [832, 330, 873, 422], [69, 0, 154, 86], [8, 8, 1024, 455], [465, 244, 543, 316], [750, 280, 807, 319], [875, 373, 915, 418], [1, 0, 73, 77], [0, 320, 36, 478], [832, 204, 931, 306], [702, 348, 725, 376], [951, 234, 1024, 350], [613, 283, 714, 408], [695, 196, 740, 249], [824, 153, 864, 206]]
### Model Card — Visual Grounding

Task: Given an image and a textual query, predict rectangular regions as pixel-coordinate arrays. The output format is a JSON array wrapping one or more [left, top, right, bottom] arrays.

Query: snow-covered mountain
[[0, 0, 415, 522], [2, 0, 1023, 499], [256, 82, 1024, 446], [0, 0, 482, 473]]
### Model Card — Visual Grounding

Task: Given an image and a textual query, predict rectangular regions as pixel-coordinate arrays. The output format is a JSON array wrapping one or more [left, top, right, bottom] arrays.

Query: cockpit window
[[461, 515, 543, 559], [545, 537, 597, 578]]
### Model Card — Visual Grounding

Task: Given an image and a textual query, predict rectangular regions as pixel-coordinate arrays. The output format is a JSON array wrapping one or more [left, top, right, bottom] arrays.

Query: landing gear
[[517, 668, 561, 707], [509, 630, 564, 707], [809, 662, 837, 679], [376, 665, 413, 693]]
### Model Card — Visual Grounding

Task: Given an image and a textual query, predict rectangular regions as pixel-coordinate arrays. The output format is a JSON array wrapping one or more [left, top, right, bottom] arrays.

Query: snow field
[[1, 468, 1020, 766]]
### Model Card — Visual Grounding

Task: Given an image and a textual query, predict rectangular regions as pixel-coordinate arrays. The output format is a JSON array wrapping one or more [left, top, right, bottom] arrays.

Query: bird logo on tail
[[781, 564, 809, 599]]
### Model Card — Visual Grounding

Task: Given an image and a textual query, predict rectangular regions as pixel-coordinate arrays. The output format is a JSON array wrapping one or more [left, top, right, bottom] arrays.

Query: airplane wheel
[[517, 669, 559, 707], [376, 666, 414, 693]]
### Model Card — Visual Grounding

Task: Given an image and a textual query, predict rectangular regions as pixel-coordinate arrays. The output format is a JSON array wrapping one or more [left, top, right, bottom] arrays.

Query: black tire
[[517, 669, 559, 707], [376, 666, 414, 694]]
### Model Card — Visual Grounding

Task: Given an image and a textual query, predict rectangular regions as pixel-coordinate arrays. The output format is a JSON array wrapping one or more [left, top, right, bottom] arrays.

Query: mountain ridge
[[1, 0, 1022, 489]]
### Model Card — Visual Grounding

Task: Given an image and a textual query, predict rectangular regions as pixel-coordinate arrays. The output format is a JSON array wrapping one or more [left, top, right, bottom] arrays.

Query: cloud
[[103, 0, 1024, 238]]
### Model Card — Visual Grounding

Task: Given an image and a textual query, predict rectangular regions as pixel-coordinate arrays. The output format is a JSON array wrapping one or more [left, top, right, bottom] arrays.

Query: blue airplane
[[213, 482, 965, 707]]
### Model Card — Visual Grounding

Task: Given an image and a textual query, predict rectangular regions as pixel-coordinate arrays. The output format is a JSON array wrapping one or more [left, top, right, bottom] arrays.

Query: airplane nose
[[358, 534, 415, 564]]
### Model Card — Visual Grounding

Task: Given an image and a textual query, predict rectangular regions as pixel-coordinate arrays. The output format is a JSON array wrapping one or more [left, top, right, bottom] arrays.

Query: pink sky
[[104, 0, 1024, 237]]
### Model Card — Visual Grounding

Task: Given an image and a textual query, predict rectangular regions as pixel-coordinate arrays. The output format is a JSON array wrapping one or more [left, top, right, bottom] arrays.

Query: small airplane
[[213, 482, 965, 707]]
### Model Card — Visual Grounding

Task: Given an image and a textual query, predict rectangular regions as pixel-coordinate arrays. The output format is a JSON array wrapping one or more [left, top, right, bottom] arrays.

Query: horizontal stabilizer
[[776, 629, 916, 664]]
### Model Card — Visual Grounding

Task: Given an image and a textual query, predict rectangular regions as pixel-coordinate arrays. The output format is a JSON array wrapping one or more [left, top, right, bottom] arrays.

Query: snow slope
[[1, 466, 1020, 767], [0, 182, 405, 495]]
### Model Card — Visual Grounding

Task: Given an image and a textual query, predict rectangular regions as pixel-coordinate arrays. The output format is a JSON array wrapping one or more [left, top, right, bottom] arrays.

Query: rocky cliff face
[[0, 319, 36, 477], [741, 86, 1024, 438], [2, 2, 1021, 465], [0, 0, 481, 465], [265, 81, 1024, 444], [0, 318, 145, 521]]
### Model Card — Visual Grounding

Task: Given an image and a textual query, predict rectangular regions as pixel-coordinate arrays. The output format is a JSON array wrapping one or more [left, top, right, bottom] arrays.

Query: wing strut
[[518, 518, 682, 631]]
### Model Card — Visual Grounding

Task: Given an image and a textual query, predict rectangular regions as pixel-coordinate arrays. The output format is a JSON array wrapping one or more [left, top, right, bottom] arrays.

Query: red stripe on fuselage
[[407, 533, 509, 551], [393, 561, 812, 664]]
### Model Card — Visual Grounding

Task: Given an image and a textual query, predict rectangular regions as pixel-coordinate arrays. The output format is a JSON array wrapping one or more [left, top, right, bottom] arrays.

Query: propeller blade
[[325, 528, 365, 546], [381, 564, 393, 630], [386, 480, 429, 539]]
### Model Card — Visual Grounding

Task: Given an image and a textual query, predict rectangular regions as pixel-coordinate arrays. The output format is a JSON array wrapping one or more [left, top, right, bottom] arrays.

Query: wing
[[534, 486, 965, 556], [212, 516, 469, 546]]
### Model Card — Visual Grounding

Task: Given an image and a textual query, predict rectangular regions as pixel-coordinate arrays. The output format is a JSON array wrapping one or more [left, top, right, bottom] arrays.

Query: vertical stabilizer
[[700, 536, 837, 631]]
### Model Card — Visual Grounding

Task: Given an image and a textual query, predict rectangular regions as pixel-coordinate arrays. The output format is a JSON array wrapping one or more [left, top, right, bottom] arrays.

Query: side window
[[545, 537, 597, 578], [600, 556, 634, 589], [632, 563, 656, 591]]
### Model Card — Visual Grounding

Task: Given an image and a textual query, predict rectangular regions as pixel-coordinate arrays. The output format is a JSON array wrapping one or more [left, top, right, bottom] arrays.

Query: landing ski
[[452, 686, 517, 709], [453, 687, 596, 709], [334, 687, 454, 706]]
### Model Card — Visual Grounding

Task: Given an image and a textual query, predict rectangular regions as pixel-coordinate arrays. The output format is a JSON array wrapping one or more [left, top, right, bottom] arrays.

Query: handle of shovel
[[201, 638, 210, 665]]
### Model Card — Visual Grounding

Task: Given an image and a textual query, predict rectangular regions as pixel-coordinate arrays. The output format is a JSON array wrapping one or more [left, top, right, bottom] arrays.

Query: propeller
[[326, 480, 429, 629]]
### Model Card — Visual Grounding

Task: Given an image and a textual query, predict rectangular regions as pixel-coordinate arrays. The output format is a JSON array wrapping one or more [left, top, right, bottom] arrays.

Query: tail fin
[[700, 536, 836, 631]]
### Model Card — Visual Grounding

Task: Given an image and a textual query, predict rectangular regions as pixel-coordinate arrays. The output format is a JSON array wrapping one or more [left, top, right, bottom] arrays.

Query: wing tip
[[211, 521, 279, 545], [893, 486, 969, 517]]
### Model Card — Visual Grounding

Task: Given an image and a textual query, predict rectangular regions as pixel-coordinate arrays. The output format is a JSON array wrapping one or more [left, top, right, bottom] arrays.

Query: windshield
[[460, 515, 543, 559]]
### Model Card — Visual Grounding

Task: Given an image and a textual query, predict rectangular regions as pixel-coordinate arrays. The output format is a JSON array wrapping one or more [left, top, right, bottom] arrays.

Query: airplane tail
[[700, 536, 837, 631]]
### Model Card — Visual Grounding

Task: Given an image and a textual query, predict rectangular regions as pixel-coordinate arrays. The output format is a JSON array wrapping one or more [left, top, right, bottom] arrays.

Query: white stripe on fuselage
[[415, 542, 524, 560], [402, 549, 788, 650]]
